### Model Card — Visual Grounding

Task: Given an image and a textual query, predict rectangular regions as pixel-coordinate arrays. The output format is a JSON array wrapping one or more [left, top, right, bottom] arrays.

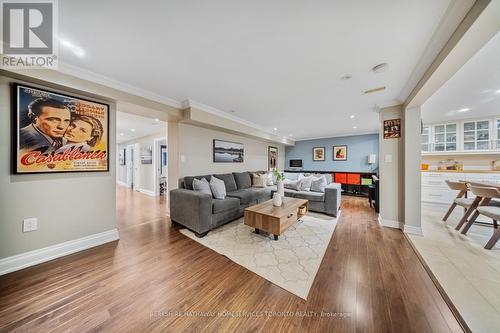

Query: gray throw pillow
[[299, 175, 314, 191], [284, 179, 303, 191], [193, 177, 212, 196], [210, 176, 226, 199], [310, 176, 327, 193]]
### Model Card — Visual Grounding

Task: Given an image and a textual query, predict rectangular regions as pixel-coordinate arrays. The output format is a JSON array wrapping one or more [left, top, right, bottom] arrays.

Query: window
[[432, 123, 457, 152], [463, 120, 490, 151], [421, 125, 430, 152]]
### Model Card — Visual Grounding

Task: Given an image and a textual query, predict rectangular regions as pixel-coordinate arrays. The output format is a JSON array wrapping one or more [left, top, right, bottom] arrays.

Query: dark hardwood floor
[[0, 187, 463, 332]]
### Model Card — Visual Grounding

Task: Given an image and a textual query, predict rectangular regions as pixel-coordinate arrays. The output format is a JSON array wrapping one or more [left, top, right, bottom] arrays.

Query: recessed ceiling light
[[458, 108, 470, 113], [340, 75, 352, 81], [353, 126, 357, 129], [130, 128, 136, 132], [154, 118, 159, 122], [273, 127, 278, 131], [350, 115, 355, 119], [496, 89, 500, 94], [372, 63, 389, 73]]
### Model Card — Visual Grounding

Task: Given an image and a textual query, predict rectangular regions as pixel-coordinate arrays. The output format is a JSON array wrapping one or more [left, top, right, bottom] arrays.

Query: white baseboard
[[403, 225, 423, 236], [117, 180, 129, 187], [139, 188, 156, 197], [378, 215, 403, 229], [0, 229, 119, 276]]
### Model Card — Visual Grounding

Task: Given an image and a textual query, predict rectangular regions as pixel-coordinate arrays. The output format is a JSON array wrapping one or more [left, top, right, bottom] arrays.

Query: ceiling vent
[[363, 86, 386, 94]]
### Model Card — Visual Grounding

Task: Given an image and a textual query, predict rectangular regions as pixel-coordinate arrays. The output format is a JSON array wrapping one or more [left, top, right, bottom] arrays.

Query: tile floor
[[408, 203, 500, 333]]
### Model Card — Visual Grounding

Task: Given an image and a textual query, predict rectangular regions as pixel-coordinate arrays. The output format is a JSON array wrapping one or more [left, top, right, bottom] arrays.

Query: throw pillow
[[310, 176, 327, 193], [283, 172, 301, 181], [192, 177, 212, 196], [265, 172, 274, 186], [284, 179, 303, 191], [252, 173, 267, 188], [210, 176, 226, 199], [300, 175, 314, 191]]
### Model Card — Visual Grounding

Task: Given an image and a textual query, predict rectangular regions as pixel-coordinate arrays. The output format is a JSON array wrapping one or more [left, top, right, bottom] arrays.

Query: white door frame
[[153, 137, 167, 196], [125, 144, 134, 188], [133, 143, 141, 191]]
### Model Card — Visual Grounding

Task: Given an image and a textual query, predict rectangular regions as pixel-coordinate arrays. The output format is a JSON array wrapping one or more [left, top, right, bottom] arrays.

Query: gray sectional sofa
[[169, 171, 341, 237]]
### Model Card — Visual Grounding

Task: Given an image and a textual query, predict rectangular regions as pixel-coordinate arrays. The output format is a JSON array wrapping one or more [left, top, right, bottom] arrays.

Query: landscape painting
[[213, 139, 244, 163]]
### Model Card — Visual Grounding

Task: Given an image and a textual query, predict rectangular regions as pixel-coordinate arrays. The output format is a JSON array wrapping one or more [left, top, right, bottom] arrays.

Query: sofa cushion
[[213, 173, 237, 192], [184, 175, 211, 190], [294, 190, 325, 202], [310, 176, 327, 193], [299, 175, 314, 191], [212, 197, 240, 214], [233, 172, 252, 189], [210, 176, 227, 199], [284, 179, 303, 191], [227, 188, 271, 205], [192, 178, 212, 196], [252, 173, 267, 188]]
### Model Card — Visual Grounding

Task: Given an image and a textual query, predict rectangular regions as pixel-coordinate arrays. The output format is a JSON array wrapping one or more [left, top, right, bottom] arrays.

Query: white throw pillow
[[252, 173, 267, 188], [210, 176, 226, 199], [310, 176, 327, 193], [192, 178, 212, 196], [284, 179, 303, 191], [300, 175, 314, 191], [265, 172, 274, 186]]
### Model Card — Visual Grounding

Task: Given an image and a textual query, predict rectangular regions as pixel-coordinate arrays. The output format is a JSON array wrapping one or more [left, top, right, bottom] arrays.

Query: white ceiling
[[422, 32, 500, 123], [116, 112, 166, 144], [57, 0, 473, 140]]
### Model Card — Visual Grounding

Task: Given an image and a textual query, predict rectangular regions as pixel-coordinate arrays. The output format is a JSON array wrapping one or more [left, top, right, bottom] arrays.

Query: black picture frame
[[12, 83, 110, 174], [213, 139, 244, 163], [312, 147, 325, 161], [268, 146, 278, 171], [333, 145, 347, 161]]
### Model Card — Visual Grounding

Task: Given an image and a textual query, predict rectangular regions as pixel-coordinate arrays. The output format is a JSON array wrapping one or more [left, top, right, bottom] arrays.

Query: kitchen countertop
[[421, 170, 500, 174]]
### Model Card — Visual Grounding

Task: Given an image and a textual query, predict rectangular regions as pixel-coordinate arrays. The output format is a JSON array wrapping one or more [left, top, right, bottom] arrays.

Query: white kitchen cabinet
[[421, 172, 500, 204]]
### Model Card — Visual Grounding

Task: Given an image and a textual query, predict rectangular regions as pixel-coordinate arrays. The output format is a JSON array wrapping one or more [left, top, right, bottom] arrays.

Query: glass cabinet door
[[464, 120, 490, 150], [432, 123, 457, 152], [421, 125, 430, 152]]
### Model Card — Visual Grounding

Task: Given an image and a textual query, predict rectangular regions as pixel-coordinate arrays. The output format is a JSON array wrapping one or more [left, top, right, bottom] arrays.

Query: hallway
[[116, 185, 168, 229]]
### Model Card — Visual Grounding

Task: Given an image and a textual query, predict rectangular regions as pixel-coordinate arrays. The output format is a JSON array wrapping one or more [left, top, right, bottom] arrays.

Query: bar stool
[[467, 186, 500, 249]]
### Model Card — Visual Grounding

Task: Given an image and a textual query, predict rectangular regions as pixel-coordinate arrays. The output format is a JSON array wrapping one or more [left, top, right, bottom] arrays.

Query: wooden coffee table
[[244, 197, 309, 240]]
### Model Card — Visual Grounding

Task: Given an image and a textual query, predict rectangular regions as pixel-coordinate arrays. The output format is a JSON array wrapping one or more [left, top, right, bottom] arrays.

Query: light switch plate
[[23, 217, 38, 232]]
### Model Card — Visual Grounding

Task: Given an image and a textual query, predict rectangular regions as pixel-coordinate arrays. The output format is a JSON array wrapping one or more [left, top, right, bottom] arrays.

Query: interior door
[[133, 143, 141, 191]]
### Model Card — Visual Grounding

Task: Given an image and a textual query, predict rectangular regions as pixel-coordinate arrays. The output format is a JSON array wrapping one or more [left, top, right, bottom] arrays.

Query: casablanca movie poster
[[13, 84, 109, 174]]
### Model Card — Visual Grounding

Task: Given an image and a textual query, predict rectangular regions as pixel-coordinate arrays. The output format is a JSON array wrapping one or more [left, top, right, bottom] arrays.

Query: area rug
[[180, 212, 339, 299]]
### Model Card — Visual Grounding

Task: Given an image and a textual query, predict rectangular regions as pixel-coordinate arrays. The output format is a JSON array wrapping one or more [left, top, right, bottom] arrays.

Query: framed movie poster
[[268, 146, 278, 171], [333, 145, 347, 161], [313, 147, 325, 161], [383, 118, 401, 139], [13, 83, 109, 174], [213, 139, 244, 162]]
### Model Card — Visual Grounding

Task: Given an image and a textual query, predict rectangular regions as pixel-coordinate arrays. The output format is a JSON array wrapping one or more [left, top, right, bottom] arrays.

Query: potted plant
[[273, 169, 285, 197]]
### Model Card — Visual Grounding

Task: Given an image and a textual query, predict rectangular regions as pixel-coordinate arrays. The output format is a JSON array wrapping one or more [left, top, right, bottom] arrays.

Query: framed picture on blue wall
[[333, 145, 347, 161], [313, 147, 325, 161]]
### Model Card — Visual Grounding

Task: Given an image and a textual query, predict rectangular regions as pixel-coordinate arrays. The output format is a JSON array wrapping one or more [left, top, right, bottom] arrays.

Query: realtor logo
[[1, 0, 58, 68]]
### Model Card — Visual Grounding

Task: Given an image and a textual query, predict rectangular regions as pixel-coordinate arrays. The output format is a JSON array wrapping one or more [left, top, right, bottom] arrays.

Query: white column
[[403, 107, 423, 235], [378, 105, 404, 229]]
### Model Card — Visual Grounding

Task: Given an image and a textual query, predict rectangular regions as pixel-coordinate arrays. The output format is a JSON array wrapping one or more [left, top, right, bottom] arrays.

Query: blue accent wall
[[285, 134, 379, 172]]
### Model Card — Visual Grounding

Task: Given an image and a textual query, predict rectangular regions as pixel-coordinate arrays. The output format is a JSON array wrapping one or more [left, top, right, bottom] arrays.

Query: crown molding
[[295, 131, 379, 142], [57, 62, 183, 109]]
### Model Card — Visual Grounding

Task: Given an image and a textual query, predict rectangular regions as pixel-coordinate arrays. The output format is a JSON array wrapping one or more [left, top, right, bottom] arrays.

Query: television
[[289, 159, 303, 168]]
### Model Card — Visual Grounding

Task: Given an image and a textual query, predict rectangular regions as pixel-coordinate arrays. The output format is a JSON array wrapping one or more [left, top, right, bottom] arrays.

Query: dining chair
[[466, 186, 500, 249], [442, 180, 470, 222]]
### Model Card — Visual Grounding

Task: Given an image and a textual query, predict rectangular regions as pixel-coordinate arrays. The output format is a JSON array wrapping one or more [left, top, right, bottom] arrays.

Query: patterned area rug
[[180, 212, 339, 299]]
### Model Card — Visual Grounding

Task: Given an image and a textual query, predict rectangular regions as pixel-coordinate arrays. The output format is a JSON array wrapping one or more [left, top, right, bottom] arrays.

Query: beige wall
[[379, 105, 405, 225], [0, 75, 117, 259], [116, 132, 166, 192], [176, 123, 285, 179]]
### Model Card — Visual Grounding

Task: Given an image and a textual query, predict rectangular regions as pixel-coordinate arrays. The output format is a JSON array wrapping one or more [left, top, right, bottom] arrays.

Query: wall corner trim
[[139, 189, 156, 197], [403, 224, 424, 236], [0, 229, 119, 276], [378, 215, 404, 230]]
